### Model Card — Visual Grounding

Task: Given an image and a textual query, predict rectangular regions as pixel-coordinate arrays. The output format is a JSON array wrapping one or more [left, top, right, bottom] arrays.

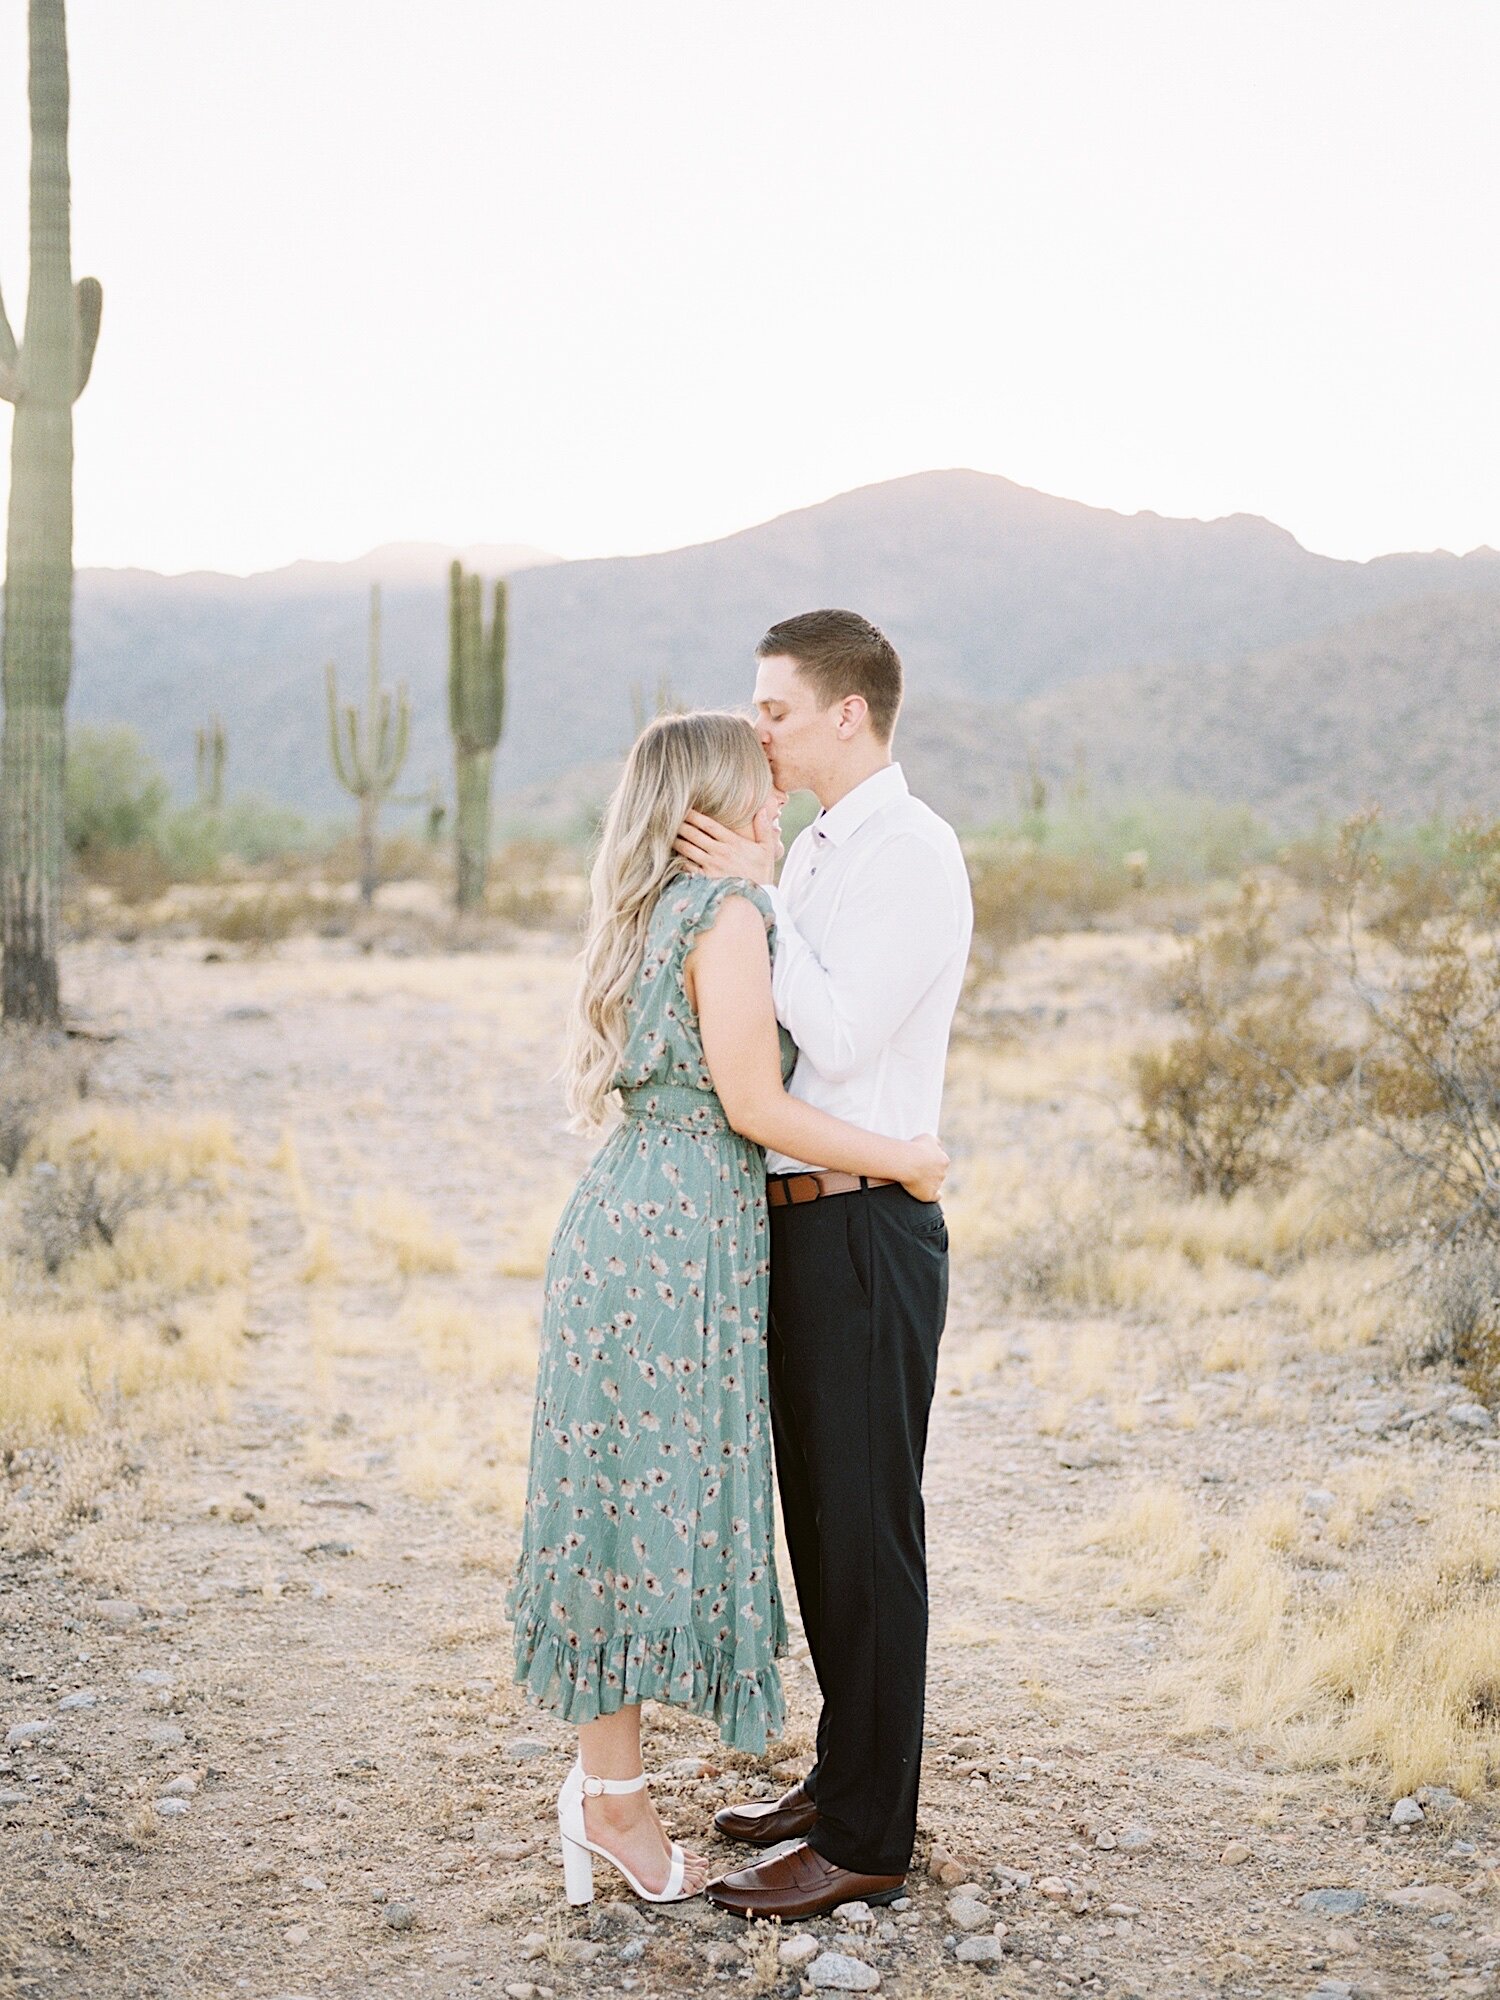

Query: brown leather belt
[[766, 1170, 895, 1207]]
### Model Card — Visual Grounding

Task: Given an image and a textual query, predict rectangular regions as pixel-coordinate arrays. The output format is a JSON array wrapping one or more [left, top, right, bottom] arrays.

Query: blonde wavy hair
[[563, 710, 772, 1130]]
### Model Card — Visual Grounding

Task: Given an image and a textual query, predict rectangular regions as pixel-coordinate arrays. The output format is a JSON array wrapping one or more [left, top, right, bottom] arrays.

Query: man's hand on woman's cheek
[[673, 811, 776, 884]]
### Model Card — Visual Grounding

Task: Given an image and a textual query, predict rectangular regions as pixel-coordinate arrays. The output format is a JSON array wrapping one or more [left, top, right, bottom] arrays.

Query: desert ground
[[3, 903, 1499, 2000]]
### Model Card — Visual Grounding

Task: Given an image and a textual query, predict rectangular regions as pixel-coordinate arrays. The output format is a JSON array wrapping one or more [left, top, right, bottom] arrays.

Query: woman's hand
[[900, 1133, 949, 1204]]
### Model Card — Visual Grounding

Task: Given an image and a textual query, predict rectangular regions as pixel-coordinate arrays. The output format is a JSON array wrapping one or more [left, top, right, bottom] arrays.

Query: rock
[[1298, 1889, 1367, 1916], [384, 1903, 416, 1930], [147, 1724, 186, 1750], [1449, 1403, 1495, 1431], [834, 1900, 875, 1927], [489, 1839, 536, 1863], [1416, 1786, 1462, 1813], [505, 1986, 538, 2000], [517, 1932, 547, 1962], [225, 1004, 274, 1021], [1116, 1822, 1154, 1852], [0, 1790, 28, 1807], [132, 1669, 173, 1688], [617, 1939, 646, 1964], [282, 1924, 310, 1947], [992, 1866, 1031, 1891], [1094, 1829, 1117, 1850], [947, 1896, 992, 1932], [778, 1934, 820, 1969], [1384, 1883, 1465, 1914], [5, 1721, 50, 1748], [562, 1941, 605, 1965], [1220, 1841, 1252, 1866], [507, 1737, 550, 1761], [1105, 1903, 1139, 1918], [1390, 1797, 1424, 1828], [807, 1953, 881, 1992], [298, 1875, 327, 1893], [889, 1897, 912, 1912], [1308, 1982, 1353, 2000], [95, 1599, 143, 1626], [1303, 1489, 1337, 1516], [928, 1845, 970, 1887], [161, 1774, 197, 1796], [57, 1690, 97, 1711], [155, 1797, 189, 1817], [955, 1935, 1005, 1967], [664, 1755, 711, 1777], [1036, 1876, 1072, 1900], [1056, 1441, 1103, 1470]]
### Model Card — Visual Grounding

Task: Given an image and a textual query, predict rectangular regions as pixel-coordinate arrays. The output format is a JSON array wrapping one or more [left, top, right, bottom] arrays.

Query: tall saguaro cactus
[[447, 559, 507, 912], [326, 584, 410, 906], [195, 715, 227, 810], [0, 0, 104, 1024]]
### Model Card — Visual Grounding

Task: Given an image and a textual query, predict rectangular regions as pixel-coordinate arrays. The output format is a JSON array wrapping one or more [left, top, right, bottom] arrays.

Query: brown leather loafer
[[707, 1840, 905, 1921], [713, 1779, 818, 1848]]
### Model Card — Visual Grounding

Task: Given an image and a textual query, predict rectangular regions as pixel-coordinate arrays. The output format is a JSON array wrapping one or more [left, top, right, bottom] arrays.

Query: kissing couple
[[507, 608, 974, 1919]]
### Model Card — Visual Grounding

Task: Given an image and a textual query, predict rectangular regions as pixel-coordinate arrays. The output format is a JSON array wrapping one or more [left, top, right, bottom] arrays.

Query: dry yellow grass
[[494, 1185, 572, 1280], [65, 1207, 251, 1296], [0, 1290, 246, 1437], [355, 1188, 462, 1276], [35, 1105, 237, 1189], [403, 1296, 538, 1387]]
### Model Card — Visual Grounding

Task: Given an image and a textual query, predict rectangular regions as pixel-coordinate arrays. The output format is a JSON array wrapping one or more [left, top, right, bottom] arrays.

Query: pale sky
[[0, 0, 1495, 575]]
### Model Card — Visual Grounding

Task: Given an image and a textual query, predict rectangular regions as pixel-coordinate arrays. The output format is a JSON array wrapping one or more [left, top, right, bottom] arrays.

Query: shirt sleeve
[[769, 831, 966, 1084]]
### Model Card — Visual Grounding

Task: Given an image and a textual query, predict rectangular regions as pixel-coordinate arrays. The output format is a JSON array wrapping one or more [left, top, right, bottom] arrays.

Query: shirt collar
[[811, 763, 909, 847]]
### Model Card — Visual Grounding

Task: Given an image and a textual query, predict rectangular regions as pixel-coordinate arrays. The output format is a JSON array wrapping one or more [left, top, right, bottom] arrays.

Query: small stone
[[834, 1900, 875, 1927], [147, 1724, 186, 1750], [1055, 1441, 1101, 1470], [562, 1940, 605, 1965], [664, 1755, 710, 1777], [889, 1897, 911, 1912], [155, 1796, 189, 1817], [950, 1736, 986, 1757], [807, 1952, 881, 1992], [1104, 1903, 1139, 1918], [0, 1790, 28, 1807], [1384, 1883, 1464, 1913], [489, 1839, 536, 1863], [517, 1933, 547, 1961], [1449, 1403, 1495, 1431], [1094, 1829, 1117, 1850], [992, 1866, 1031, 1891], [57, 1691, 97, 1711], [282, 1923, 311, 1946], [95, 1599, 143, 1626], [1116, 1822, 1154, 1852], [1298, 1889, 1367, 1916], [617, 1939, 645, 1964], [384, 1902, 416, 1930], [1303, 1489, 1337, 1516], [1390, 1796, 1424, 1828], [1220, 1841, 1252, 1866], [778, 1933, 819, 1968], [507, 1737, 550, 1761], [955, 1935, 1005, 1968], [1416, 1786, 1462, 1813], [5, 1721, 50, 1748], [1309, 1982, 1353, 1999], [298, 1874, 327, 1893], [161, 1774, 197, 1796], [132, 1669, 173, 1688], [947, 1896, 992, 1932], [248, 1859, 278, 1881], [505, 1986, 538, 2000], [1036, 1876, 1072, 1900]]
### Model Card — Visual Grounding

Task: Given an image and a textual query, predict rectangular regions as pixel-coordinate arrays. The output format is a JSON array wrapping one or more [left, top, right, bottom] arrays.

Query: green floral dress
[[508, 874, 795, 1753]]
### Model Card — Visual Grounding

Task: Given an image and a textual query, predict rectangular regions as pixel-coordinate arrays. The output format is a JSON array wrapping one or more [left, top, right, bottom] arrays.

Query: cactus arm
[[488, 579, 508, 742], [71, 275, 100, 398], [0, 278, 17, 402], [325, 661, 361, 794], [385, 685, 411, 786]]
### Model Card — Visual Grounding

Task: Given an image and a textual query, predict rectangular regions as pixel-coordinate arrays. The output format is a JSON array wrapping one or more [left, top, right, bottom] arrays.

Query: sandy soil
[[3, 930, 1498, 2000]]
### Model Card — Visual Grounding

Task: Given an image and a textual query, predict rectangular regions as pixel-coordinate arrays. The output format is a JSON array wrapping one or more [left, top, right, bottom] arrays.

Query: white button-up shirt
[[764, 762, 973, 1175]]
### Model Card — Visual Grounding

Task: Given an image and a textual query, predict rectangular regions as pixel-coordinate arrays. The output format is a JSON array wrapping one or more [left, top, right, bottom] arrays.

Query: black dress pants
[[767, 1181, 948, 1877]]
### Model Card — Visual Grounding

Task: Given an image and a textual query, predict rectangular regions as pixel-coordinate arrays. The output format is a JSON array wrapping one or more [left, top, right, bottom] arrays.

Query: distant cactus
[[326, 584, 410, 906], [447, 559, 507, 911], [629, 674, 679, 736], [195, 715, 227, 810], [0, 0, 104, 1024]]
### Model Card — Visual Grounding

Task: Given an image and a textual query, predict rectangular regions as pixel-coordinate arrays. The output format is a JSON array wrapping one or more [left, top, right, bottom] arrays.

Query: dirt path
[[4, 936, 1497, 2000]]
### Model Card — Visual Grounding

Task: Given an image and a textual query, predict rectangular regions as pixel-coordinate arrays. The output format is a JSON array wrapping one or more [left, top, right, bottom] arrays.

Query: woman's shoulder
[[654, 872, 774, 946]]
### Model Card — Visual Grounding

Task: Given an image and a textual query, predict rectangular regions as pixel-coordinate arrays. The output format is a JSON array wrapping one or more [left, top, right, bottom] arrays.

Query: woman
[[507, 711, 947, 1906]]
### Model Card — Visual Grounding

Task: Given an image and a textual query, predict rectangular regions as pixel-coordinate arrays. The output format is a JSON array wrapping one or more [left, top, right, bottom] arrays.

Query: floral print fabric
[[508, 874, 794, 1751]]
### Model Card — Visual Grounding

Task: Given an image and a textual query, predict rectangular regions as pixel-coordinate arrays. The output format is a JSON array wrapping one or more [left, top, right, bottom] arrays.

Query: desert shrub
[[19, 1157, 151, 1274], [199, 888, 346, 947], [0, 1030, 87, 1175], [1133, 881, 1354, 1199], [1327, 813, 1500, 1245], [966, 842, 1131, 959], [1399, 1236, 1500, 1399], [65, 725, 169, 856], [485, 839, 583, 928]]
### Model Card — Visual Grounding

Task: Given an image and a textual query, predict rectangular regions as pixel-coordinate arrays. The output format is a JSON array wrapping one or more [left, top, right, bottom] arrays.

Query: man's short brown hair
[[756, 608, 903, 743]]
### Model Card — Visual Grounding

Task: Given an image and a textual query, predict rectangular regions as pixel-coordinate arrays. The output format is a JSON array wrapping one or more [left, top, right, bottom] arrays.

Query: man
[[673, 608, 973, 1920]]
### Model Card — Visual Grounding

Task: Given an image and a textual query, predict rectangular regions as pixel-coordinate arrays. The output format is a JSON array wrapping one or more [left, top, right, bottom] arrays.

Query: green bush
[[65, 726, 169, 856]]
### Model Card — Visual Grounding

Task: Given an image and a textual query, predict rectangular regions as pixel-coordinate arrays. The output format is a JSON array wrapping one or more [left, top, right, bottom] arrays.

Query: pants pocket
[[842, 1196, 873, 1308]]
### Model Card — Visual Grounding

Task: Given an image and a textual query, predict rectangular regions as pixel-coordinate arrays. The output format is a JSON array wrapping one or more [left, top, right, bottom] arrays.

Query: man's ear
[[836, 694, 870, 739]]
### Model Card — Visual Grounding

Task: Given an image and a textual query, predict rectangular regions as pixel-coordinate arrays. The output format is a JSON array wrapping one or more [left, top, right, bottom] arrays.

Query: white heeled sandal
[[556, 1757, 698, 1905]]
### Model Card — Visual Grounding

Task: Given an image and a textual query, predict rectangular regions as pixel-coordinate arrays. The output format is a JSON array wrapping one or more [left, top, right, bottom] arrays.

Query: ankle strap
[[579, 1764, 648, 1797]]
